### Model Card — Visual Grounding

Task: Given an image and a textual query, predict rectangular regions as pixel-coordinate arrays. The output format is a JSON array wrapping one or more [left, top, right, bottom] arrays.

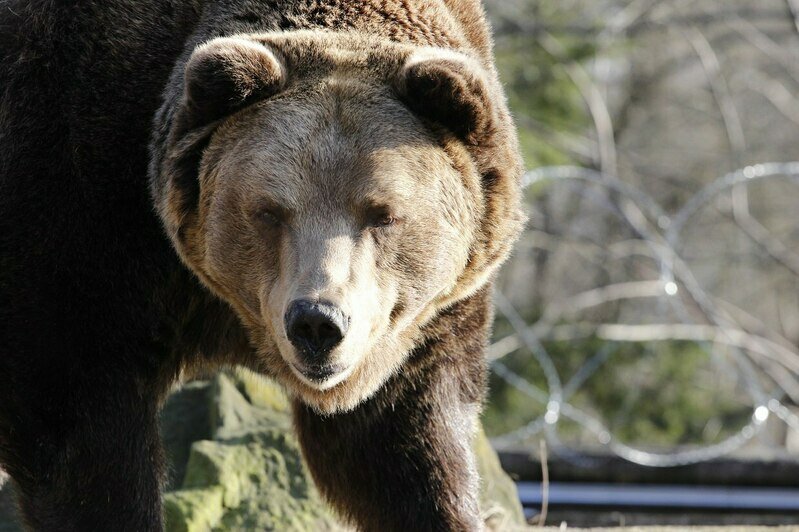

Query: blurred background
[[482, 0, 799, 526], [3, 1, 799, 530]]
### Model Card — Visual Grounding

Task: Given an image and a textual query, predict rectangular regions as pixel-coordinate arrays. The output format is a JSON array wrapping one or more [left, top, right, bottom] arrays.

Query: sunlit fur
[[152, 24, 525, 423], [168, 36, 484, 412]]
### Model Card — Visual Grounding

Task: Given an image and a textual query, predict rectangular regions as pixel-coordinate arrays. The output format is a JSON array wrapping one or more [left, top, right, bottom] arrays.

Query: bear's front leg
[[293, 291, 492, 532], [7, 386, 164, 532], [293, 368, 484, 531]]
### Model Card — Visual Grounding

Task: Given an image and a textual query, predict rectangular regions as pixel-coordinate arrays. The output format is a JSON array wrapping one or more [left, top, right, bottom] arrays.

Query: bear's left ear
[[395, 50, 497, 145], [182, 37, 286, 129]]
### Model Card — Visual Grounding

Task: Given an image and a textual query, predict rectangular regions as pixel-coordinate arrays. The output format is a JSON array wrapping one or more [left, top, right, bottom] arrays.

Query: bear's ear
[[183, 37, 286, 128], [395, 50, 496, 145]]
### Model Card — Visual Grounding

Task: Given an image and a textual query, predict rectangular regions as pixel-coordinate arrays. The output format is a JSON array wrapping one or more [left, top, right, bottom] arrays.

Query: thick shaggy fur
[[0, 1, 522, 531]]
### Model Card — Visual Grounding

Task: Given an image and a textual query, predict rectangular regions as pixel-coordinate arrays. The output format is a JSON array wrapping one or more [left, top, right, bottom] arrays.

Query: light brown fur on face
[[168, 34, 489, 412], [154, 27, 525, 419]]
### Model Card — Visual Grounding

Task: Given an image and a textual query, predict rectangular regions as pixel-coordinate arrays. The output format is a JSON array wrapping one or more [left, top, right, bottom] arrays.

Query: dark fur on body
[[0, 1, 520, 530]]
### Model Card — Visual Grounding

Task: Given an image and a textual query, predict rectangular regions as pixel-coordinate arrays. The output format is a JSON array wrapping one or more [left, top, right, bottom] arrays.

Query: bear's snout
[[285, 299, 350, 375]]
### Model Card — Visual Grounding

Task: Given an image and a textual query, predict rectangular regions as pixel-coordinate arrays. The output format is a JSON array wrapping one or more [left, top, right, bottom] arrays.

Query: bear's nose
[[285, 299, 349, 361]]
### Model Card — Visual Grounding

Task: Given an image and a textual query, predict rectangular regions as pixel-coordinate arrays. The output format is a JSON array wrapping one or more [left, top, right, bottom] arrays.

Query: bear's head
[[152, 32, 523, 413]]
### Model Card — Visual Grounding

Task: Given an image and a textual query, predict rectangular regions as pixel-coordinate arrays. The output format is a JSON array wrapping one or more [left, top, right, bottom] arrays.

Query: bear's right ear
[[395, 49, 497, 146], [183, 37, 286, 128]]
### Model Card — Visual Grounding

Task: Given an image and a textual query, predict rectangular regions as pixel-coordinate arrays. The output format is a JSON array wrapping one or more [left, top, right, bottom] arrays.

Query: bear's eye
[[256, 207, 282, 228], [375, 213, 396, 227], [366, 207, 399, 229]]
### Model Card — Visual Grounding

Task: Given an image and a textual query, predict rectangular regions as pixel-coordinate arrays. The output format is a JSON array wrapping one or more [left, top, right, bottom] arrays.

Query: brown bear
[[0, 1, 523, 531]]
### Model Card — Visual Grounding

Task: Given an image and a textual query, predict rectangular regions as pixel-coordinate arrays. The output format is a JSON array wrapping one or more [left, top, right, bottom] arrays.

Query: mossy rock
[[163, 488, 226, 532], [162, 372, 342, 531]]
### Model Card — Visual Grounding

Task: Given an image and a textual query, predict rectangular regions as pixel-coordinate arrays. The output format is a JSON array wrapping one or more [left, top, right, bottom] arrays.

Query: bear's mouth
[[290, 361, 351, 390]]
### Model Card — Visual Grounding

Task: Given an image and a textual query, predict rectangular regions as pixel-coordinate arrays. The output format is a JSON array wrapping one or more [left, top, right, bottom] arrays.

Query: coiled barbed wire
[[490, 162, 799, 467]]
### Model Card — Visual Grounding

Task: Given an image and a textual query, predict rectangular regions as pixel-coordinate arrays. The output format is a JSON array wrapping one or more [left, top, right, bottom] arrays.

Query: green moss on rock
[[163, 488, 225, 532], [163, 373, 341, 531]]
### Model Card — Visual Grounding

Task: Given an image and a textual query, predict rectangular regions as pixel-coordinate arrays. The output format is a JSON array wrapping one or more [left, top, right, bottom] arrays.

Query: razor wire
[[489, 162, 799, 467]]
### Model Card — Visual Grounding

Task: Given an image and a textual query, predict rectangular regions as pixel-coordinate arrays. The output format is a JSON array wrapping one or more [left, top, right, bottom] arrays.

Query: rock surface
[[161, 370, 343, 532]]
